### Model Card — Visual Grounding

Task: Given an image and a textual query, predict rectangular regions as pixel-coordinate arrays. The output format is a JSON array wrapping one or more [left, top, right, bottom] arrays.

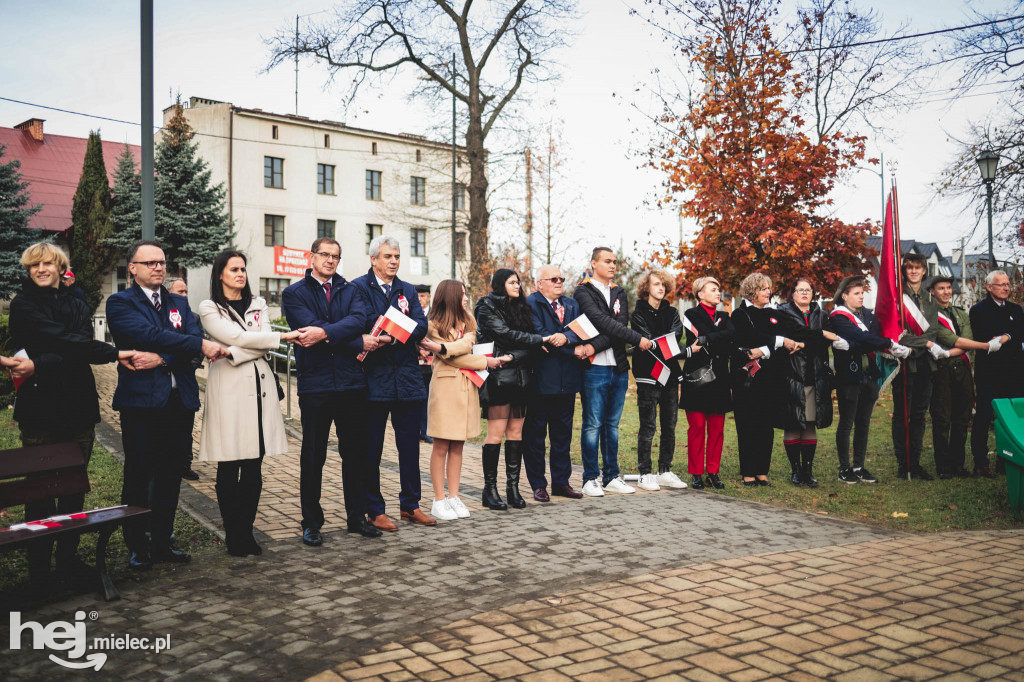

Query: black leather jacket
[[473, 293, 544, 367]]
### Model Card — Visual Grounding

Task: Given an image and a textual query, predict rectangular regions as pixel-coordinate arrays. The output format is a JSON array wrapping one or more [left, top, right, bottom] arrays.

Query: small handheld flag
[[12, 349, 28, 390], [472, 342, 494, 357], [566, 314, 599, 340], [356, 316, 387, 362], [650, 358, 670, 386], [380, 306, 417, 344], [681, 315, 697, 337], [654, 333, 682, 359], [460, 343, 494, 386]]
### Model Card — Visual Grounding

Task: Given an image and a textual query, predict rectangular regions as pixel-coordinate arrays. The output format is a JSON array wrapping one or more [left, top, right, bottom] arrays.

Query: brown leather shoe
[[533, 488, 550, 502], [400, 508, 437, 526], [368, 514, 398, 532], [552, 484, 583, 499]]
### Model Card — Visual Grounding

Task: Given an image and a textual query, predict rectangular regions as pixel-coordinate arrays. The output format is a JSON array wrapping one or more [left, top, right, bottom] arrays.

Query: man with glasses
[[353, 235, 434, 530], [282, 237, 383, 545], [106, 240, 226, 569], [969, 270, 1024, 477], [523, 265, 590, 502]]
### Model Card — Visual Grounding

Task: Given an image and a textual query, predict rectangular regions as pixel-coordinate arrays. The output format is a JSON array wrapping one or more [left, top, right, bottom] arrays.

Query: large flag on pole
[[875, 189, 904, 342]]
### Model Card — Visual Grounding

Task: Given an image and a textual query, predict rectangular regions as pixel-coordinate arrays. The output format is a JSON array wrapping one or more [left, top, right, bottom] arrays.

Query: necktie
[[323, 281, 332, 303], [152, 292, 161, 312], [383, 283, 392, 297], [552, 300, 564, 324]]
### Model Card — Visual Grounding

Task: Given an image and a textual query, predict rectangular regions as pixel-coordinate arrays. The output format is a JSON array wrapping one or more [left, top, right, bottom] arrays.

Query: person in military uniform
[[892, 253, 940, 480], [926, 275, 1006, 479]]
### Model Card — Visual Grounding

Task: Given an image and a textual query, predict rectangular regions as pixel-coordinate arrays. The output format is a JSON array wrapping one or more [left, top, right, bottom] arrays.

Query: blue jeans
[[581, 365, 628, 485]]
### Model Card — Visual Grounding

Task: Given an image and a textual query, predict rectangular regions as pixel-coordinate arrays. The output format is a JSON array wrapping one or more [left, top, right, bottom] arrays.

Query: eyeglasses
[[313, 252, 341, 262], [793, 288, 813, 294], [540, 277, 566, 283], [990, 282, 1010, 287], [132, 260, 166, 269]]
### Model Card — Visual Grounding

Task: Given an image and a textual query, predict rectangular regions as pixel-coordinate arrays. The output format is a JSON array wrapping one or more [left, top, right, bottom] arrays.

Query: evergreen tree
[[106, 102, 232, 274], [107, 144, 141, 250], [71, 131, 115, 311], [0, 144, 42, 299]]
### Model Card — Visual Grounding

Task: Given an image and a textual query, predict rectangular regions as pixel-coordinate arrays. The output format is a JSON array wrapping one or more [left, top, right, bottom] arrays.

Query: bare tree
[[265, 0, 578, 291]]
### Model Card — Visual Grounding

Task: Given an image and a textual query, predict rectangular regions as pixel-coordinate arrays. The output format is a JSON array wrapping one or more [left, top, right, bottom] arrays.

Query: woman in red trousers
[[680, 277, 735, 489]]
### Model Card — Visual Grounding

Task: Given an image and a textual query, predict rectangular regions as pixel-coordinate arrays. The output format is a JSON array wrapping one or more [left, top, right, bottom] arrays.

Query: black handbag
[[491, 365, 532, 391], [683, 364, 716, 386]]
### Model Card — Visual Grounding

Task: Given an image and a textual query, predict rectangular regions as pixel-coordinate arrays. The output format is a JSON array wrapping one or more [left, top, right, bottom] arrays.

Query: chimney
[[15, 118, 45, 142]]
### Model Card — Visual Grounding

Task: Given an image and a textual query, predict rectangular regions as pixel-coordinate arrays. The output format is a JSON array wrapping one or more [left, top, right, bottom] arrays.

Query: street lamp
[[975, 149, 1000, 267]]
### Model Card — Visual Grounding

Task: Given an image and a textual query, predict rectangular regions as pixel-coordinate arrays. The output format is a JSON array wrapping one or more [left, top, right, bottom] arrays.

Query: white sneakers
[[447, 496, 470, 518], [430, 498, 460, 521], [603, 477, 636, 494], [638, 474, 660, 491], [581, 479, 605, 497], [656, 471, 688, 489]]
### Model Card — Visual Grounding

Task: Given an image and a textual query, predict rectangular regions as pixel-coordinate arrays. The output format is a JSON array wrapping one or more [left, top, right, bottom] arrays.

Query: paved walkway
[[2, 364, 1022, 681]]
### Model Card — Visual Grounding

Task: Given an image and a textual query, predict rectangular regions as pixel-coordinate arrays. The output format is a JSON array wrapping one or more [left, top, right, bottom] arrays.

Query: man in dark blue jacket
[[283, 237, 382, 545], [523, 265, 588, 502], [352, 235, 433, 530], [106, 240, 222, 569]]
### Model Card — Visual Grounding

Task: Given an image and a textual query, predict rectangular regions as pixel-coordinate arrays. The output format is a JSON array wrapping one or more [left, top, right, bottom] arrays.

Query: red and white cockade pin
[[613, 299, 621, 315], [169, 309, 182, 329], [770, 317, 778, 324], [398, 294, 410, 314]]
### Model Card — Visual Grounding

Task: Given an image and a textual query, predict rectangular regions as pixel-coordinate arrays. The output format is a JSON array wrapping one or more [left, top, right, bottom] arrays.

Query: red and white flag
[[875, 189, 905, 342], [650, 358, 670, 386], [356, 316, 387, 362], [380, 306, 417, 344], [12, 349, 28, 390], [472, 342, 493, 356], [460, 343, 493, 386], [567, 314, 599, 340], [654, 333, 682, 359], [681, 315, 697, 337]]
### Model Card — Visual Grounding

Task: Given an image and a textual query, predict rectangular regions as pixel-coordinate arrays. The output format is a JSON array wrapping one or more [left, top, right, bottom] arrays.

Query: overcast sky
[[0, 0, 1015, 270]]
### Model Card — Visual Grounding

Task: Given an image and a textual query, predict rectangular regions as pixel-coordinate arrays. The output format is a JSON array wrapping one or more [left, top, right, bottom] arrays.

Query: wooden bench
[[0, 442, 149, 601]]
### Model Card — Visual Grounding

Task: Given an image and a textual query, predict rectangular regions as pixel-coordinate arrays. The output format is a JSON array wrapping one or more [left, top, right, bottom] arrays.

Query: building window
[[455, 232, 467, 261], [416, 149, 422, 162], [371, 142, 378, 155], [928, 261, 936, 276], [264, 156, 284, 188], [410, 176, 426, 205], [366, 170, 381, 200], [260, 277, 290, 306], [317, 164, 335, 195], [272, 125, 278, 140], [264, 214, 285, 246], [454, 183, 466, 210], [366, 224, 382, 253], [116, 265, 128, 292], [317, 219, 336, 239], [411, 228, 427, 257], [324, 134, 330, 148]]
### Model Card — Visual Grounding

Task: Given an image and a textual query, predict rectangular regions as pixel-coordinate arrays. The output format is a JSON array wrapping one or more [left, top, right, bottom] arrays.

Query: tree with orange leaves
[[648, 0, 875, 297]]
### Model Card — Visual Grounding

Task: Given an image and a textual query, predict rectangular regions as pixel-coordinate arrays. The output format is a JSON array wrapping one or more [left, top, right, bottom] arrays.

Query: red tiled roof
[[0, 126, 141, 233]]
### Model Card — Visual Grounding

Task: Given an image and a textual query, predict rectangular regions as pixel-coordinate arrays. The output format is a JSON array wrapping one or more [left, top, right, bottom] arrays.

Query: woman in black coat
[[775, 278, 840, 487], [680, 276, 734, 489], [474, 269, 560, 510], [9, 242, 134, 589], [730, 272, 802, 486]]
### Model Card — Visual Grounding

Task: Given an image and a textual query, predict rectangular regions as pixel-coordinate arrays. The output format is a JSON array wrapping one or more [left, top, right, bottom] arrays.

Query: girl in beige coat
[[199, 250, 299, 555], [419, 280, 504, 521]]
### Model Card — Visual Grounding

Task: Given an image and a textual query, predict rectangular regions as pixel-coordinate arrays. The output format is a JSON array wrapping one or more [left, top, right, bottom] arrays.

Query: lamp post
[[975, 149, 1000, 268]]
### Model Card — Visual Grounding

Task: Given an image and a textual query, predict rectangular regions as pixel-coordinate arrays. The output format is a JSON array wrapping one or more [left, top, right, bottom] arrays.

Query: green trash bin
[[993, 398, 1024, 519]]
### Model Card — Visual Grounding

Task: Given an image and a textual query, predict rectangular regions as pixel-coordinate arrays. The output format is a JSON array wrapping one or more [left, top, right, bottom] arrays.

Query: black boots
[[801, 443, 819, 488], [481, 444, 507, 510], [216, 483, 246, 557], [785, 445, 802, 486], [505, 440, 527, 509]]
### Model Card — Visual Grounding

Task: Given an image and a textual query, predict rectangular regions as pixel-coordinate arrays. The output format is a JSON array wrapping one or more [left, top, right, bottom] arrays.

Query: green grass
[[473, 378, 1022, 534], [0, 407, 220, 603]]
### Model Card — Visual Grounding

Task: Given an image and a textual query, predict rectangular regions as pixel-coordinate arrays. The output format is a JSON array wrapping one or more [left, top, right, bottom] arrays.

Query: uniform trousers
[[366, 400, 423, 516], [298, 389, 369, 530], [523, 393, 576, 490], [931, 357, 974, 475], [892, 369, 933, 471], [733, 384, 774, 477]]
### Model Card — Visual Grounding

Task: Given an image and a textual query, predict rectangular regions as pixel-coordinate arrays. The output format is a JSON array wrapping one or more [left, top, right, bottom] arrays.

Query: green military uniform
[[892, 280, 940, 475], [930, 301, 975, 477]]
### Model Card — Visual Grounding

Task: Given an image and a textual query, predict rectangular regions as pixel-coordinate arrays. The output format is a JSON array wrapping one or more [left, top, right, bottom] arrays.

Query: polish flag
[[567, 314, 599, 340], [380, 306, 417, 343], [681, 315, 697, 337], [650, 359, 670, 386], [11, 349, 28, 390], [460, 343, 493, 386], [472, 342, 493, 356], [654, 333, 682, 359]]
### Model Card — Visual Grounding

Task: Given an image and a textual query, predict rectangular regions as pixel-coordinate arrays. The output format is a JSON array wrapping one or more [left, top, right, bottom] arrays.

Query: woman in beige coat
[[418, 280, 504, 521], [199, 250, 299, 555]]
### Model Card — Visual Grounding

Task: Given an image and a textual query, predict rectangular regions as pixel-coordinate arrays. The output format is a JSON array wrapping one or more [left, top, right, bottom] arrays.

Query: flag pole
[[892, 178, 911, 481]]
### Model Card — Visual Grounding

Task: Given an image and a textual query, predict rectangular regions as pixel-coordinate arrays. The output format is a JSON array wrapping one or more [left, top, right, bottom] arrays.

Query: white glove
[[988, 337, 1003, 354], [832, 337, 850, 351], [890, 343, 911, 359], [929, 344, 950, 360]]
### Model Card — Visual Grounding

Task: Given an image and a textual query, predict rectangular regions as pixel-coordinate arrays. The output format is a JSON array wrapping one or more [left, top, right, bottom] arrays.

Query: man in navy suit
[[283, 237, 382, 545], [969, 270, 1024, 476], [523, 265, 590, 502], [352, 235, 434, 530], [106, 240, 226, 569]]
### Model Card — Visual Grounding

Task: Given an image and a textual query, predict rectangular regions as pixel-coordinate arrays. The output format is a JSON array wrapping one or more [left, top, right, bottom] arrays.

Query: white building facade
[[168, 97, 472, 316]]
